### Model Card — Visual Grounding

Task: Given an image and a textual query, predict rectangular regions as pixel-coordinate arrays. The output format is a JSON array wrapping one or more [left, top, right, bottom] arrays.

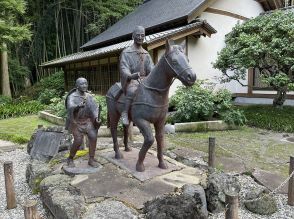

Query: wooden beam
[[233, 93, 294, 99], [147, 28, 202, 50], [187, 0, 218, 23], [205, 7, 249, 21]]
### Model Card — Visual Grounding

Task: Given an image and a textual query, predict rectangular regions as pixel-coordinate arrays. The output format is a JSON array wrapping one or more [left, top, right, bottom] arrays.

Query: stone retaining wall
[[175, 120, 237, 132]]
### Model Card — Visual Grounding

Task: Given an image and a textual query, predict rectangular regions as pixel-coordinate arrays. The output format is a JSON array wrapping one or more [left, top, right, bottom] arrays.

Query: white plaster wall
[[212, 0, 264, 18], [185, 0, 264, 95]]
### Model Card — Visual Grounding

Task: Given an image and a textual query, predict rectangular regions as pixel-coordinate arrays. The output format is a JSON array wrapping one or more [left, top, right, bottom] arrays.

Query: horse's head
[[164, 39, 196, 86]]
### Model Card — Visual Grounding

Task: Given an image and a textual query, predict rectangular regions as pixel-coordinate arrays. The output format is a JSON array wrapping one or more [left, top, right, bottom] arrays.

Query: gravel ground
[[209, 174, 294, 219], [0, 149, 47, 219]]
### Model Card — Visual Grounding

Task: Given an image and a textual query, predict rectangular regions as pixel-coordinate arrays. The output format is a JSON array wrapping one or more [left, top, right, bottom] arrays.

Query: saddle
[[110, 82, 123, 100]]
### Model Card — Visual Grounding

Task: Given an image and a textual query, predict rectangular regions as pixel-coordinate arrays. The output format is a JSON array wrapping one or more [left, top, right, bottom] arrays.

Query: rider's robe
[[119, 44, 154, 93]]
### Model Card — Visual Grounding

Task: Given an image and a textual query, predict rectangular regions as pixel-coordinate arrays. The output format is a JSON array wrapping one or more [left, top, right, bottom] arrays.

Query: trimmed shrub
[[240, 105, 294, 132], [22, 71, 64, 101], [169, 81, 246, 125], [0, 100, 45, 120], [0, 95, 12, 105], [47, 93, 107, 125]]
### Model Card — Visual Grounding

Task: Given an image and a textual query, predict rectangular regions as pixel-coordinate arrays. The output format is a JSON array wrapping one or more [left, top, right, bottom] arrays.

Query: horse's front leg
[[134, 119, 154, 172], [154, 121, 168, 169]]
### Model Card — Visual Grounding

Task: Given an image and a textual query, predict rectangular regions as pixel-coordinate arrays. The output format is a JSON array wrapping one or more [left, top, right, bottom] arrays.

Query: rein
[[141, 49, 192, 92]]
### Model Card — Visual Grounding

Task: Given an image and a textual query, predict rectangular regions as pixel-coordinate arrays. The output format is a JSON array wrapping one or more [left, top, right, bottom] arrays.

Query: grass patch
[[166, 126, 292, 176], [238, 105, 294, 132], [0, 115, 54, 144]]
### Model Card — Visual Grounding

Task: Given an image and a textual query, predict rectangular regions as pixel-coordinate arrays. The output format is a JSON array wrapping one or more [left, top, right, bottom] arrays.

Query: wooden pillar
[[248, 68, 254, 95], [208, 137, 216, 168], [24, 199, 39, 219], [4, 161, 16, 209], [225, 193, 239, 219], [288, 156, 294, 206]]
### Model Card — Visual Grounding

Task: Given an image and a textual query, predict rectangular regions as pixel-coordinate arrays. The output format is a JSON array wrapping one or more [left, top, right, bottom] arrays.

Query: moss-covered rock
[[26, 160, 52, 194], [40, 174, 86, 219]]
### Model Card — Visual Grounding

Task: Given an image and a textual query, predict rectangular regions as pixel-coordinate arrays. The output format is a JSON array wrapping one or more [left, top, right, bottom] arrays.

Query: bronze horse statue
[[106, 40, 196, 172]]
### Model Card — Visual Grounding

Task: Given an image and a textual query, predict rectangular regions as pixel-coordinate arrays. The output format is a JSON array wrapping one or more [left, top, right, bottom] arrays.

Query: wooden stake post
[[208, 137, 216, 168], [288, 156, 294, 206], [4, 161, 16, 209], [24, 199, 39, 219], [225, 193, 239, 219]]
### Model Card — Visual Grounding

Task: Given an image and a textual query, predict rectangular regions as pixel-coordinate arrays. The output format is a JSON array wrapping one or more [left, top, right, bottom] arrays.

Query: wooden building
[[42, 0, 293, 104]]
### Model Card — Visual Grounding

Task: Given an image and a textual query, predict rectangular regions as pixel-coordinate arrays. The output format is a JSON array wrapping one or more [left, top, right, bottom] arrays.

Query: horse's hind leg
[[154, 121, 168, 169], [123, 125, 132, 152], [134, 119, 154, 172]]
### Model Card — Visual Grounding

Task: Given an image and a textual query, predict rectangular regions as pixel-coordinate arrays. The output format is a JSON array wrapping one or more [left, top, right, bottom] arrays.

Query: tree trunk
[[273, 87, 287, 107], [0, 43, 12, 97]]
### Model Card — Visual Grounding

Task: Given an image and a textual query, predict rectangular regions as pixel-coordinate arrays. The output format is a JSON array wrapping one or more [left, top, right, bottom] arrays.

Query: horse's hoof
[[115, 151, 123, 159], [125, 147, 132, 152], [136, 162, 145, 172], [158, 162, 168, 169]]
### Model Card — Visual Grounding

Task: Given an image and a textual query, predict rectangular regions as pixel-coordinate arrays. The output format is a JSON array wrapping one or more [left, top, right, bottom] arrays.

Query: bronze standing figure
[[106, 37, 196, 172], [65, 77, 101, 168]]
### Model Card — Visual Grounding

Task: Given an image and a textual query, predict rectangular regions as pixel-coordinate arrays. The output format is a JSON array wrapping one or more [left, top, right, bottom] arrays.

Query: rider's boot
[[121, 98, 131, 126]]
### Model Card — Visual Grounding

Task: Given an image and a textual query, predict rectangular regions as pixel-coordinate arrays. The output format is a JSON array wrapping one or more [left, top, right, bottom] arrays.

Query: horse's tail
[[107, 111, 110, 128]]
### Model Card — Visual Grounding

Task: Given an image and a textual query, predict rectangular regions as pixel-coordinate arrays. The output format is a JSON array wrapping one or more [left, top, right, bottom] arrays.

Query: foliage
[[239, 105, 294, 132], [83, 0, 143, 35], [47, 95, 67, 118], [0, 115, 53, 143], [214, 10, 294, 106], [47, 93, 107, 125], [0, 100, 44, 120], [25, 0, 142, 81], [93, 94, 107, 125], [0, 0, 31, 47], [0, 95, 12, 105], [8, 56, 30, 95], [221, 109, 247, 126], [38, 89, 60, 105], [22, 71, 64, 101], [169, 81, 246, 125]]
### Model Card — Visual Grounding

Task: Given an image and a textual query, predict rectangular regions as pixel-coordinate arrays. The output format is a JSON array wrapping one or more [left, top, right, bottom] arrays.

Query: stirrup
[[121, 112, 129, 126]]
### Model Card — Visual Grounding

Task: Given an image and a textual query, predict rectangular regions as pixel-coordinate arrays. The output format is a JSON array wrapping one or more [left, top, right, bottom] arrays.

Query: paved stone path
[[0, 140, 20, 153]]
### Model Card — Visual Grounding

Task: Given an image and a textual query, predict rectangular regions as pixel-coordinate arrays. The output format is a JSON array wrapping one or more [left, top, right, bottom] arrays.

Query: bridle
[[141, 48, 192, 92], [164, 48, 193, 82]]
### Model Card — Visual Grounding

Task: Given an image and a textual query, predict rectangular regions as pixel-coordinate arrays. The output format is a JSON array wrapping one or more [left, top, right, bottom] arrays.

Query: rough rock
[[244, 188, 278, 215], [26, 159, 52, 193], [40, 174, 86, 219], [182, 184, 208, 217], [27, 126, 72, 161], [205, 172, 240, 213], [82, 200, 138, 219], [144, 185, 208, 219]]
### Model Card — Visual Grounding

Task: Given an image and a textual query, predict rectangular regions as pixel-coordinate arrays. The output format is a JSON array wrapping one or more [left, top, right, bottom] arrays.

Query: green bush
[[93, 95, 107, 125], [240, 105, 294, 132], [169, 81, 246, 125], [0, 95, 12, 105], [38, 89, 60, 105], [47, 95, 67, 118], [220, 109, 247, 126], [0, 100, 45, 120], [22, 71, 64, 101], [47, 93, 107, 125]]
